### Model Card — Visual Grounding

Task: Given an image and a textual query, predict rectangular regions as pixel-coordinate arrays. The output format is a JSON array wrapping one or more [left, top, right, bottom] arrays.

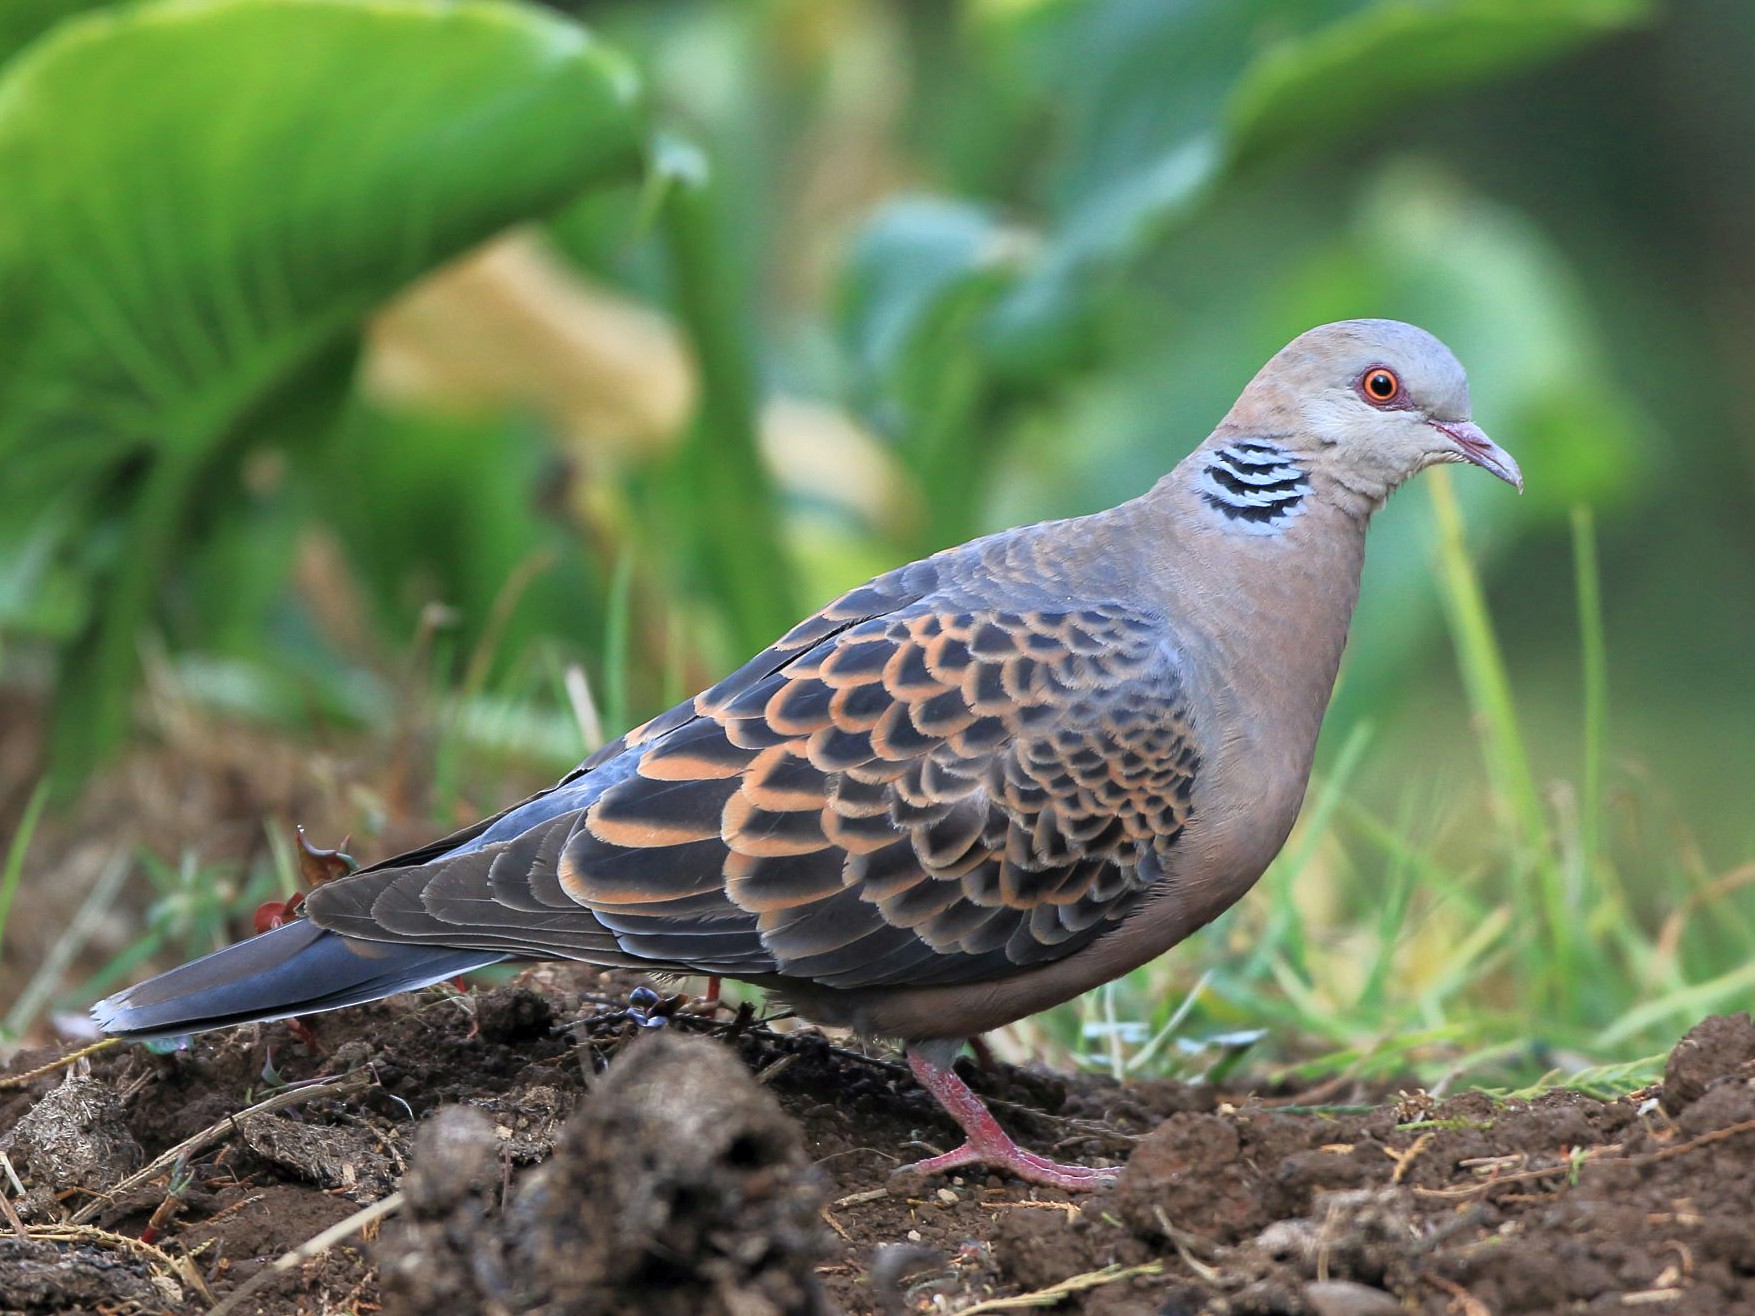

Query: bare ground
[[3, 969, 1754, 1315]]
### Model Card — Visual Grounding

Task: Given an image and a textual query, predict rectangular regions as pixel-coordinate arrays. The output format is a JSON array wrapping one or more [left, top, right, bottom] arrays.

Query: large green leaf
[[0, 0, 645, 781], [985, 0, 1650, 372], [1230, 0, 1648, 164]]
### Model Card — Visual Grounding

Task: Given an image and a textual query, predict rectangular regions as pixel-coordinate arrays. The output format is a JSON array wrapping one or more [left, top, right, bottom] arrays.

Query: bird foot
[[902, 1046, 1117, 1193], [688, 975, 735, 1015], [895, 1139, 1116, 1192]]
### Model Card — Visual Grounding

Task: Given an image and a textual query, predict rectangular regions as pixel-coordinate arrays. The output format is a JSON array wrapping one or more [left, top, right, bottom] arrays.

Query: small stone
[[149, 1274, 186, 1307], [330, 1040, 375, 1071], [935, 1188, 958, 1205], [868, 1243, 945, 1307], [1305, 1280, 1402, 1316], [907, 1229, 922, 1242]]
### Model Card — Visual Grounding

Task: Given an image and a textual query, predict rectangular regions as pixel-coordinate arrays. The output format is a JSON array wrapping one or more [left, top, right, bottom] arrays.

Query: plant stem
[[50, 446, 204, 788], [1428, 470, 1570, 1016], [656, 135, 797, 656]]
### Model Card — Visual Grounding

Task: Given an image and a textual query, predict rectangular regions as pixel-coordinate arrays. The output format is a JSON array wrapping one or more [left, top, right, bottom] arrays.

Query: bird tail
[[91, 919, 504, 1041]]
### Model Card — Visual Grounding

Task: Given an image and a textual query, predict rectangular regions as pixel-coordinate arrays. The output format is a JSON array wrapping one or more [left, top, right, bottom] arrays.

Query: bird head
[[1236, 319, 1522, 505]]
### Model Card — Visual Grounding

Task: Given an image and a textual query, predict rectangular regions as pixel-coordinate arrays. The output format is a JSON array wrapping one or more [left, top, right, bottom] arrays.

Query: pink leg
[[898, 1048, 1116, 1192]]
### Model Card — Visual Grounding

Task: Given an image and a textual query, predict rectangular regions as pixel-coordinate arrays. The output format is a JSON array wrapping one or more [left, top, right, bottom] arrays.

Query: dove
[[94, 319, 1521, 1190]]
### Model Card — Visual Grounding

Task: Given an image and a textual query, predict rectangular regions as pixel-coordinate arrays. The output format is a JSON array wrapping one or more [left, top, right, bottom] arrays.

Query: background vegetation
[[1, 0, 1750, 1093]]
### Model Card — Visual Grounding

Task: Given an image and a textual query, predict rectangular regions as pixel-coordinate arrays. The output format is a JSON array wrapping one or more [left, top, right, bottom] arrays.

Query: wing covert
[[558, 599, 1199, 989]]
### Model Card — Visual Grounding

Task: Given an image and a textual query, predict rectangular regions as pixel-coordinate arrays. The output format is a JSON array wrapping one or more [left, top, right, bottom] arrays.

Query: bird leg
[[690, 974, 732, 1015], [897, 1045, 1116, 1192]]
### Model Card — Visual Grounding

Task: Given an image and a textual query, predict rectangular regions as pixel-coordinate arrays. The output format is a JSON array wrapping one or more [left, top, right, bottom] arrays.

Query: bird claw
[[627, 984, 678, 1030], [893, 1141, 1117, 1193]]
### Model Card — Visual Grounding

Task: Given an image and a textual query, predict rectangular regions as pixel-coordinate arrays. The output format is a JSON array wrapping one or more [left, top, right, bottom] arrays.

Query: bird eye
[[1361, 368, 1401, 405]]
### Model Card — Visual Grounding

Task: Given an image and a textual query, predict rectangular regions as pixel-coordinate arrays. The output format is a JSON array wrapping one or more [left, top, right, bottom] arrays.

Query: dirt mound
[[2, 972, 1753, 1314], [380, 1031, 829, 1315], [988, 1011, 1755, 1314]]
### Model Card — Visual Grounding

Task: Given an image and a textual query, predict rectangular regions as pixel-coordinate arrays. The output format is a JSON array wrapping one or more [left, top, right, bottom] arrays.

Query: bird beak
[[1432, 421, 1523, 493]]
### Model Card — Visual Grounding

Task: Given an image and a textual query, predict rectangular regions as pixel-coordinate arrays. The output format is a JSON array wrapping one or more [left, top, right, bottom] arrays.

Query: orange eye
[[1361, 368, 1401, 405]]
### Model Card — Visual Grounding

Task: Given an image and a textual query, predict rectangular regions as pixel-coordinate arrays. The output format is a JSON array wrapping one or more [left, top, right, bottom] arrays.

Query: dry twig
[[1423, 1271, 1491, 1315], [205, 1189, 404, 1316], [0, 1038, 120, 1091], [954, 1261, 1164, 1313]]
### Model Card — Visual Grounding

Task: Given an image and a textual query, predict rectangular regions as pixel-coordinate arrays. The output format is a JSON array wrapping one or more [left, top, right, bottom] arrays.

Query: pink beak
[[1432, 420, 1523, 493]]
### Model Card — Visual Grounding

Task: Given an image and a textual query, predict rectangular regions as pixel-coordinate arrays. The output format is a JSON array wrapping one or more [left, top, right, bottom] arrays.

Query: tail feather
[[92, 920, 504, 1041]]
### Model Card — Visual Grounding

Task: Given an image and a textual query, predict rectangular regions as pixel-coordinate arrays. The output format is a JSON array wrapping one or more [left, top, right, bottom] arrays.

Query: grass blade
[[1572, 505, 1609, 887], [0, 780, 50, 958]]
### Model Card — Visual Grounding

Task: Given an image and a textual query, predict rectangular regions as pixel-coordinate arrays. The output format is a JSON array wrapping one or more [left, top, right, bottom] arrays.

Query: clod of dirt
[[1, 1073, 142, 1193], [401, 1104, 502, 1212], [238, 1111, 398, 1202], [1114, 1111, 1265, 1244], [379, 1031, 831, 1316], [470, 1081, 576, 1164], [0, 1236, 174, 1313], [472, 984, 557, 1044], [511, 1031, 831, 1315], [380, 1106, 507, 1307], [1247, 1188, 1420, 1291], [1661, 1012, 1755, 1114]]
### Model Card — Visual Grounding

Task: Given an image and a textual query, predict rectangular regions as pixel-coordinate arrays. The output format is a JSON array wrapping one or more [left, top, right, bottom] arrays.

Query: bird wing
[[305, 567, 1200, 991]]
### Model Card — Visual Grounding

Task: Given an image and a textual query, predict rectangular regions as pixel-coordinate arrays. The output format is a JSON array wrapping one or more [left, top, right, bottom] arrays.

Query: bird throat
[[1195, 440, 1309, 533]]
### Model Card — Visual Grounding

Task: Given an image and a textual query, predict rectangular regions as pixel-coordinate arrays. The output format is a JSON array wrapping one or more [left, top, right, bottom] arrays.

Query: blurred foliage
[[3, 0, 1754, 1073], [0, 0, 645, 782]]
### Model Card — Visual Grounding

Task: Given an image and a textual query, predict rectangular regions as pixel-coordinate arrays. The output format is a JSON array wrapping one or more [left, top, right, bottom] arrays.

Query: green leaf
[[0, 0, 110, 68], [839, 196, 1016, 435], [0, 0, 646, 782], [835, 198, 1028, 550], [981, 0, 1649, 373], [1229, 0, 1650, 166]]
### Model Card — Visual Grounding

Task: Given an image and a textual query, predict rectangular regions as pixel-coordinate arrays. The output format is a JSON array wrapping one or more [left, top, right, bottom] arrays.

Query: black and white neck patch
[[1196, 440, 1309, 533]]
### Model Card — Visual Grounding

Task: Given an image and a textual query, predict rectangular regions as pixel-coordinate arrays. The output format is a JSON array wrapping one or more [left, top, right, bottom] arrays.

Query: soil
[[3, 972, 1754, 1315]]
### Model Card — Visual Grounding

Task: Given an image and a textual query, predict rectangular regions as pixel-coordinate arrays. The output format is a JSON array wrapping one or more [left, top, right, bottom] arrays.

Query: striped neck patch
[[1196, 440, 1309, 533]]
